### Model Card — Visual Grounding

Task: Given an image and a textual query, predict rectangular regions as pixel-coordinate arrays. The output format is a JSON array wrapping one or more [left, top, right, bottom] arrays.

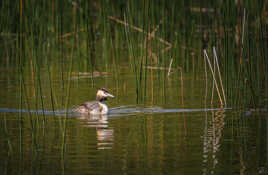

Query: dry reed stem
[[203, 52, 208, 107], [240, 8, 246, 64], [109, 16, 145, 32], [203, 50, 224, 107], [168, 58, 173, 77], [161, 45, 172, 54], [108, 16, 172, 56], [143, 65, 173, 70], [146, 20, 163, 41], [29, 49, 36, 98], [144, 20, 163, 59], [150, 65, 154, 104], [242, 8, 246, 46], [178, 67, 184, 108], [190, 7, 215, 13], [60, 29, 85, 39], [213, 47, 227, 106]]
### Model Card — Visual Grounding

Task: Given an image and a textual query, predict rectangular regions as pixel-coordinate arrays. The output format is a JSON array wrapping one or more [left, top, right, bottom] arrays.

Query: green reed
[[0, 2, 268, 174], [1, 0, 267, 112]]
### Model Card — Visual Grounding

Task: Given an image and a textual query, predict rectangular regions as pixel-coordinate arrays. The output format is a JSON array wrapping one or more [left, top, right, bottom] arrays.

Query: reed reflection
[[202, 110, 225, 175], [77, 114, 114, 150]]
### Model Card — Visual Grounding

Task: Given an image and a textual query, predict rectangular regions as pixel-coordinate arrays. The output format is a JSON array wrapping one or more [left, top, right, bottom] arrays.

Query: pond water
[[0, 66, 267, 175], [1, 1, 268, 174]]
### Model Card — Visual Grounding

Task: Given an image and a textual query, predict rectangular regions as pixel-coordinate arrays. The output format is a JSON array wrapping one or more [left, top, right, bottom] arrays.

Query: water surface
[[0, 84, 267, 175], [1, 1, 268, 174]]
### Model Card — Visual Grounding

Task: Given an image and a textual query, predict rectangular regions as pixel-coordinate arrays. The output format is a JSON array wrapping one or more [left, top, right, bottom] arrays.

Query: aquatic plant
[[0, 0, 267, 112]]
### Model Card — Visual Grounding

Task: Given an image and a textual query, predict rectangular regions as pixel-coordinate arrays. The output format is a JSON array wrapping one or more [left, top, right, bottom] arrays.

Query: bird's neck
[[96, 96, 107, 103]]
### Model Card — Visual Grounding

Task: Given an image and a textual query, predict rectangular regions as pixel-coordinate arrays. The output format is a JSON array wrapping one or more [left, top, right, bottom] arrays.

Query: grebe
[[74, 88, 114, 115]]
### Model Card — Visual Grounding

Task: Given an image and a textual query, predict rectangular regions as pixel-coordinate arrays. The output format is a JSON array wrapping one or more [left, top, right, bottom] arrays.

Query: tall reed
[[1, 0, 267, 112]]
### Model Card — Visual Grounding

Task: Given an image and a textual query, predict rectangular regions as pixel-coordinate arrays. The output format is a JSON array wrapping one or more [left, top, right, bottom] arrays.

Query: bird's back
[[74, 101, 101, 114]]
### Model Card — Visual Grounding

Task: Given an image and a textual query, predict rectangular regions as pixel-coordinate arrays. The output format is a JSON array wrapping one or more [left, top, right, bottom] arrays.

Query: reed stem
[[213, 47, 227, 106], [204, 49, 224, 107], [168, 58, 173, 77]]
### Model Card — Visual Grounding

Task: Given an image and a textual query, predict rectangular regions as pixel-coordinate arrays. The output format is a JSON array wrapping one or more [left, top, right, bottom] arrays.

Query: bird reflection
[[77, 114, 114, 150]]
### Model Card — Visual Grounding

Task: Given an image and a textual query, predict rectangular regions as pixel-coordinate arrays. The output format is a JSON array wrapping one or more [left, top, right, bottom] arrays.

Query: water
[[1, 45, 267, 175], [0, 80, 267, 175], [0, 56, 267, 175], [1, 1, 268, 174]]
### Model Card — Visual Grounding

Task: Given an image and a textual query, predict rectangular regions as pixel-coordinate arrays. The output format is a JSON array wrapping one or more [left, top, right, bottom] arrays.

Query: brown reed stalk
[[145, 19, 163, 43], [213, 47, 227, 106], [108, 16, 172, 55], [168, 58, 173, 77], [178, 67, 184, 107], [203, 50, 208, 107], [144, 20, 163, 59], [203, 50, 224, 107], [242, 8, 246, 46], [240, 8, 246, 64]]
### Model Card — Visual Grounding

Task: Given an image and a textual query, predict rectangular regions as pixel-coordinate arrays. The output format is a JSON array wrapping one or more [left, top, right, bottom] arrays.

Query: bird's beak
[[105, 92, 114, 98]]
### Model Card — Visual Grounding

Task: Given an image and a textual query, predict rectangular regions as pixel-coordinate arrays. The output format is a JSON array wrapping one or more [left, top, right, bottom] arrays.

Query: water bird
[[74, 88, 114, 115]]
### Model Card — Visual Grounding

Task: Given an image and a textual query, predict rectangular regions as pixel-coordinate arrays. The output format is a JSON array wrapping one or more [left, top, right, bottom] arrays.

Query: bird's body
[[75, 101, 109, 114], [74, 88, 114, 115]]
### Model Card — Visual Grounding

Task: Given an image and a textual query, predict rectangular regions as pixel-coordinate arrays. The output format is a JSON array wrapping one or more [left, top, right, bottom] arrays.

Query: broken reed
[[111, 1, 175, 103], [203, 48, 227, 107]]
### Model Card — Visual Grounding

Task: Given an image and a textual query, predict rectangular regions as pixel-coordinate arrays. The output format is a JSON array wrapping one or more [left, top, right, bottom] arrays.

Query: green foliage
[[0, 0, 267, 109]]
